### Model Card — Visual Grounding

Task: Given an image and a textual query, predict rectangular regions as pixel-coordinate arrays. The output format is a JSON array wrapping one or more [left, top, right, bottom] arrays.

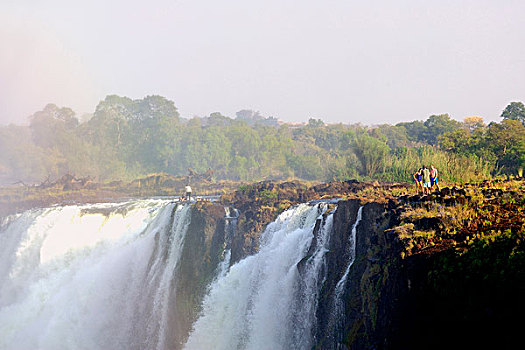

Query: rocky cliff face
[[173, 201, 228, 348], [221, 180, 403, 264], [216, 181, 412, 348], [315, 181, 525, 350], [308, 199, 405, 349], [172, 179, 524, 349], [174, 197, 405, 349]]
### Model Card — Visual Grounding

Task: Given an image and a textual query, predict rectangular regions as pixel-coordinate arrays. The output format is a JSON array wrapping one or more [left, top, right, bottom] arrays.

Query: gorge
[[0, 180, 523, 349]]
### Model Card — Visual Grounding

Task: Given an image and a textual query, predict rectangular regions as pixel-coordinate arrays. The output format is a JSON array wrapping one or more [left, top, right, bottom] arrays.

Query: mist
[[1, 0, 524, 126]]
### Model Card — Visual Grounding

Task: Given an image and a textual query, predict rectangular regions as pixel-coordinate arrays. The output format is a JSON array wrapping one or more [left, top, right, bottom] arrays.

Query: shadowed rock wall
[[172, 202, 227, 349]]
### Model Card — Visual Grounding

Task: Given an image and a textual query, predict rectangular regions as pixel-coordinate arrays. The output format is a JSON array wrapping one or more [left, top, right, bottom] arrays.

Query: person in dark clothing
[[413, 168, 423, 194]]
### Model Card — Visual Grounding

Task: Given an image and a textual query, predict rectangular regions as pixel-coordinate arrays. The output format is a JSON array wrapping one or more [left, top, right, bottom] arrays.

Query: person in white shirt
[[185, 185, 192, 201]]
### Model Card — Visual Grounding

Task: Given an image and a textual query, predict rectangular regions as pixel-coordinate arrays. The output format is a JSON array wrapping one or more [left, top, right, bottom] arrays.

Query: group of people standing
[[413, 165, 440, 195]]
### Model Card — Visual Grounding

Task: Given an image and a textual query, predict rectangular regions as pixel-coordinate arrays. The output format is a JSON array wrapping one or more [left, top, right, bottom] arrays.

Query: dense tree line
[[0, 95, 523, 185]]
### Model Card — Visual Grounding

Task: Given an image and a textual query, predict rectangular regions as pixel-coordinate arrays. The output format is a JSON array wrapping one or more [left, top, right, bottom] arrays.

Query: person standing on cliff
[[422, 165, 431, 195], [430, 164, 440, 192], [413, 168, 423, 194], [185, 184, 192, 201]]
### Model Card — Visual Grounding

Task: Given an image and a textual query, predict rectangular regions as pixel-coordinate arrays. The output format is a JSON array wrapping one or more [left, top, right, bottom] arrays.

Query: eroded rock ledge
[[218, 178, 525, 349]]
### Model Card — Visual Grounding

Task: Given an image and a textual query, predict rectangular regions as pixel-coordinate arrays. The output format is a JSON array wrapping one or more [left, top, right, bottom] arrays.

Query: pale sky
[[1, 0, 524, 125]]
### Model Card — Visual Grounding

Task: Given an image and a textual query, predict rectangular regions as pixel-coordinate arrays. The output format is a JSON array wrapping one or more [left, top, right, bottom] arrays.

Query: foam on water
[[184, 203, 334, 350], [0, 199, 349, 350], [0, 199, 191, 350]]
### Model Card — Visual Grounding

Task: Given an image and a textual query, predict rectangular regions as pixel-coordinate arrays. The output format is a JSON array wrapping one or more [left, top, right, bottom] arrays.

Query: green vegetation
[[429, 228, 525, 294], [1, 96, 523, 185], [389, 179, 525, 255], [385, 178, 525, 350]]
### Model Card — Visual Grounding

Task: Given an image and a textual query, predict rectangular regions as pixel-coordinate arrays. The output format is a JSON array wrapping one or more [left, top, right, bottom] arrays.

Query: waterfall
[[0, 199, 363, 350], [330, 205, 363, 349], [335, 205, 363, 293], [291, 208, 334, 348], [184, 203, 334, 350], [220, 207, 239, 274], [0, 199, 191, 350]]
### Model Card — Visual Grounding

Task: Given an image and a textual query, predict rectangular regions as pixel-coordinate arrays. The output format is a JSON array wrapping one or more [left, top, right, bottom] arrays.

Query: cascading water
[[291, 207, 334, 348], [220, 207, 239, 274], [335, 205, 363, 293], [0, 199, 192, 350], [0, 199, 361, 350], [183, 203, 335, 350], [328, 205, 363, 349]]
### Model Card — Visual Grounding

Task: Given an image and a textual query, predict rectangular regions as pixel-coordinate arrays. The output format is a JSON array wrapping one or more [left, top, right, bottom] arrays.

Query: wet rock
[[420, 195, 431, 202], [482, 188, 503, 197], [414, 216, 441, 231], [297, 217, 324, 275], [440, 187, 452, 196], [451, 187, 466, 196], [444, 197, 456, 206], [175, 202, 227, 347], [456, 195, 468, 205], [408, 195, 422, 203], [398, 195, 410, 204]]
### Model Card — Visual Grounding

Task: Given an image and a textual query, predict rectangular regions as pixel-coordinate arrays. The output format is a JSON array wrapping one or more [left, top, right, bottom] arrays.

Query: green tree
[[1, 93, 507, 184], [375, 124, 410, 148], [26, 104, 103, 179], [29, 104, 78, 148], [307, 118, 325, 128], [486, 119, 525, 174], [352, 133, 390, 178], [463, 116, 486, 132], [396, 120, 427, 143], [423, 114, 461, 145], [86, 95, 134, 149], [501, 101, 525, 125], [205, 112, 233, 127]]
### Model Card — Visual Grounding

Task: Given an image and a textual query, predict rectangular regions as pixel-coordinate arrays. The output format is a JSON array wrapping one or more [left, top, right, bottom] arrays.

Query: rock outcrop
[[220, 179, 408, 263], [310, 199, 404, 349], [173, 201, 228, 348], [4, 177, 521, 349], [217, 178, 525, 349]]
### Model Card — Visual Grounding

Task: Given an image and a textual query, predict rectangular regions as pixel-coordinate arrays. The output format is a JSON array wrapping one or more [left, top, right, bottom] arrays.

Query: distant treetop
[[501, 101, 525, 125]]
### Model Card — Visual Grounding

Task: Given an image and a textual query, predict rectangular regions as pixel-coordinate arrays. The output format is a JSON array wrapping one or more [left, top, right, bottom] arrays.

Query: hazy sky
[[1, 0, 524, 125]]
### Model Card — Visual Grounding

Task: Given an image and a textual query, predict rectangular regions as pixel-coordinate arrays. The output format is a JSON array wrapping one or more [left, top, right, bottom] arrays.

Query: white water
[[184, 203, 334, 350], [331, 205, 363, 349], [335, 205, 363, 293], [219, 206, 239, 277], [0, 199, 191, 350], [0, 200, 345, 350]]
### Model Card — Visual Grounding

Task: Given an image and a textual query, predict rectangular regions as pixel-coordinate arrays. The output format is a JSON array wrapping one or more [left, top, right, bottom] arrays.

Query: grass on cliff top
[[391, 179, 525, 257]]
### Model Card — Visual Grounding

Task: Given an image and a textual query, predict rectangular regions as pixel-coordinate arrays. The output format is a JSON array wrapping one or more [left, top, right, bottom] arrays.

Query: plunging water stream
[[0, 200, 190, 350], [184, 203, 334, 350], [0, 200, 361, 350]]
